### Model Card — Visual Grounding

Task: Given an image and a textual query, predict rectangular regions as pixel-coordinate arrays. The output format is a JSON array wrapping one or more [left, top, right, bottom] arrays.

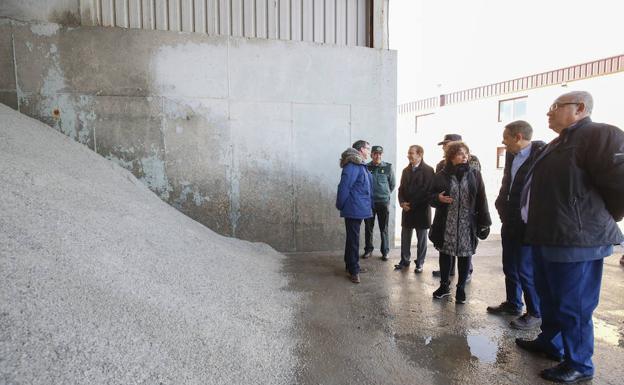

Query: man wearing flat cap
[[435, 134, 482, 173], [363, 145, 395, 261]]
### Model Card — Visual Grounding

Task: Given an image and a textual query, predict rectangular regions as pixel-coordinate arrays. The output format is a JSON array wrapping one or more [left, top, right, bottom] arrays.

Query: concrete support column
[[372, 0, 389, 49]]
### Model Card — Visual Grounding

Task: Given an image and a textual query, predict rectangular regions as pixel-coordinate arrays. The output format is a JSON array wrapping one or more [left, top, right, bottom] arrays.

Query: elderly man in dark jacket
[[487, 120, 545, 331], [515, 91, 624, 383], [395, 145, 434, 272], [336, 140, 373, 284]]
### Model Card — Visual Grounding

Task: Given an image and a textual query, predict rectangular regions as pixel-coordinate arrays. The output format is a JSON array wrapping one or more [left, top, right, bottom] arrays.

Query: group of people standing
[[335, 91, 624, 383]]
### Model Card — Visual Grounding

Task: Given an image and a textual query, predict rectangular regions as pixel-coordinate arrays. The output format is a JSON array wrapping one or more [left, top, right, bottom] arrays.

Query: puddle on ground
[[593, 317, 623, 347], [467, 333, 498, 363], [398, 327, 501, 366]]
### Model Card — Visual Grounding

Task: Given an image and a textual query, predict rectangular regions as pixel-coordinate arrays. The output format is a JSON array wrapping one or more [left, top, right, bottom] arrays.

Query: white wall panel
[[267, 0, 278, 39], [218, 0, 230, 35], [357, 0, 366, 46], [324, 0, 335, 44], [81, 0, 374, 47], [290, 0, 302, 41], [302, 0, 313, 42], [346, 0, 356, 46], [335, 0, 346, 45], [278, 0, 290, 40], [181, 0, 194, 32], [168, 0, 181, 32], [257, 0, 268, 38], [141, 0, 156, 29], [231, 0, 243, 37], [312, 0, 323, 43]]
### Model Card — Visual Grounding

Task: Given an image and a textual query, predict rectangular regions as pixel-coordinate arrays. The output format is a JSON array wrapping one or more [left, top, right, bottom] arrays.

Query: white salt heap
[[0, 104, 299, 384]]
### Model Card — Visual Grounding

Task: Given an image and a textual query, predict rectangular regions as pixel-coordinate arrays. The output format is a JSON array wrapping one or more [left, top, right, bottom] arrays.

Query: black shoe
[[414, 265, 423, 273], [540, 362, 593, 383], [433, 285, 451, 299], [381, 255, 388, 261], [510, 313, 542, 330], [487, 301, 523, 316], [432, 270, 454, 277], [515, 338, 563, 362], [394, 263, 409, 270], [361, 251, 372, 259], [456, 287, 466, 304]]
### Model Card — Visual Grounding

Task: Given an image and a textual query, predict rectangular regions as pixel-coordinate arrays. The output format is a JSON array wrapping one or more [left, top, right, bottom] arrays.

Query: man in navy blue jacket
[[488, 120, 545, 331], [336, 140, 374, 283], [516, 91, 624, 383]]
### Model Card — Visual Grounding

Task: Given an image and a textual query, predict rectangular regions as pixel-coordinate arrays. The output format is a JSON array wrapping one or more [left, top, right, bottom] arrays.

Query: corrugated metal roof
[[399, 54, 624, 114], [80, 0, 372, 47]]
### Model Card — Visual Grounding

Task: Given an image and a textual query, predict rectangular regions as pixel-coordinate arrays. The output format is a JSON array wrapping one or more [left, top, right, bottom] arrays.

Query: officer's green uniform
[[364, 146, 395, 258]]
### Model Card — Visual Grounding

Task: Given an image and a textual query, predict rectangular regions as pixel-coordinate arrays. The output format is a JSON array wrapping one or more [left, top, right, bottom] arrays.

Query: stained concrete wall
[[0, 0, 80, 25], [0, 18, 397, 252]]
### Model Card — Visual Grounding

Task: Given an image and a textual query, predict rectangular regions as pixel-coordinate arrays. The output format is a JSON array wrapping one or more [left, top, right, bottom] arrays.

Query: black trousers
[[439, 253, 472, 289], [364, 202, 390, 256], [442, 255, 473, 275]]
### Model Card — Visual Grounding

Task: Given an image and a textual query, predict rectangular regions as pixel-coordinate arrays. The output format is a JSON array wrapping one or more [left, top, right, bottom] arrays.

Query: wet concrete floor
[[284, 240, 624, 385]]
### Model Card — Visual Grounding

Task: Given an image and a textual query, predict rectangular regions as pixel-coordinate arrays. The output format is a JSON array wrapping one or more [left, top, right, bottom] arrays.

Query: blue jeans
[[502, 237, 540, 316]]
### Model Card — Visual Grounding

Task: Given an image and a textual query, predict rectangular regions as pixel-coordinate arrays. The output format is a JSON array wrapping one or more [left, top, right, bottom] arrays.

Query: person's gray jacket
[[367, 161, 395, 204], [524, 117, 624, 251]]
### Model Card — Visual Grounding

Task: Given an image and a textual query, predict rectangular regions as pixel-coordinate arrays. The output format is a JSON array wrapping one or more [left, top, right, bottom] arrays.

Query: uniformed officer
[[516, 91, 624, 383], [363, 146, 395, 261]]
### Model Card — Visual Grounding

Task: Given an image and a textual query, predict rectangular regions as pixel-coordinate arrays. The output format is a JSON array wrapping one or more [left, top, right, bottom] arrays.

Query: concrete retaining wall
[[0, 18, 397, 252]]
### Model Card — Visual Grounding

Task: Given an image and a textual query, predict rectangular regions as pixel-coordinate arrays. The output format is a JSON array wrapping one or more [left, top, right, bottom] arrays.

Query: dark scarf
[[448, 163, 470, 180]]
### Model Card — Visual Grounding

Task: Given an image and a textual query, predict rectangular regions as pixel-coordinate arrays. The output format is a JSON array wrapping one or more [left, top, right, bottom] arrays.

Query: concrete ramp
[[0, 104, 298, 384]]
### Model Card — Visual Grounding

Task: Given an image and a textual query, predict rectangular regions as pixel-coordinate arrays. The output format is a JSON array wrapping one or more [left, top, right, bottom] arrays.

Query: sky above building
[[390, 0, 624, 104]]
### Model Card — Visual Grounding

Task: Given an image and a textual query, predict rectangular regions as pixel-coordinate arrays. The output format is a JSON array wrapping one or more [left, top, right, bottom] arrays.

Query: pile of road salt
[[0, 104, 298, 384]]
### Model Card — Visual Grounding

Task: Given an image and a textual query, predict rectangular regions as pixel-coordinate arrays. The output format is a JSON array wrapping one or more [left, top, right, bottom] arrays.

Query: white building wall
[[397, 71, 624, 241]]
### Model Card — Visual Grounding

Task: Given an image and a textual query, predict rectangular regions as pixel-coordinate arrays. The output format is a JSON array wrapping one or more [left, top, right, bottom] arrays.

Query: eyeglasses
[[549, 102, 580, 112]]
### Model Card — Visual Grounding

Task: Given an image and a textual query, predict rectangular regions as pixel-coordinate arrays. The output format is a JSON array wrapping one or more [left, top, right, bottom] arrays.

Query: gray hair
[[352, 140, 370, 151], [505, 120, 533, 140], [408, 144, 424, 156], [560, 91, 594, 114]]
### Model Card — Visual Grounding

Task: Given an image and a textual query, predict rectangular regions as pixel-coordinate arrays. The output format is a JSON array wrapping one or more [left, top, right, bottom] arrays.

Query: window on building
[[496, 147, 506, 169], [498, 96, 527, 122], [415, 113, 434, 134]]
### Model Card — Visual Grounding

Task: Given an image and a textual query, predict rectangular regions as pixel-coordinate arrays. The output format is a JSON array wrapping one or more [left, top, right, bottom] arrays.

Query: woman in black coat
[[429, 141, 491, 303]]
